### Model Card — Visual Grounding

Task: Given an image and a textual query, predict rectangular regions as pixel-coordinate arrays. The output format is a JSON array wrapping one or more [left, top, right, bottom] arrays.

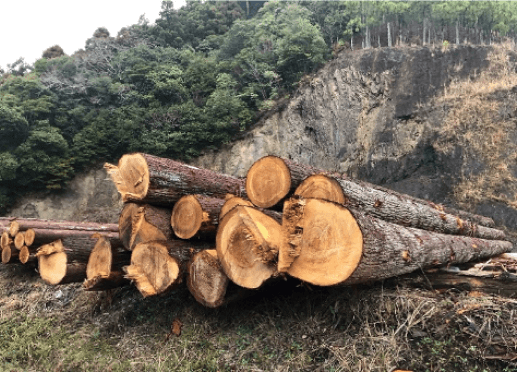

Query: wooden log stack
[[0, 153, 514, 308]]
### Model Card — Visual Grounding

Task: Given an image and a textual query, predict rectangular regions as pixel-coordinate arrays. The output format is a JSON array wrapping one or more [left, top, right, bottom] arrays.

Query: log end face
[[14, 232, 25, 250], [1, 231, 11, 249], [86, 237, 113, 279], [2, 246, 12, 264], [283, 198, 363, 286], [19, 246, 30, 264], [216, 207, 277, 289], [38, 251, 67, 285], [9, 221, 20, 238], [107, 154, 149, 202], [219, 196, 253, 221], [294, 174, 346, 205], [187, 250, 229, 308], [246, 156, 291, 208], [171, 195, 203, 239], [24, 229, 35, 246]]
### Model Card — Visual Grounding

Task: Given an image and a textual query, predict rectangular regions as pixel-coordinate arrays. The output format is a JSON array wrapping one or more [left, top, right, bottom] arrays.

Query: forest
[[0, 0, 516, 214]]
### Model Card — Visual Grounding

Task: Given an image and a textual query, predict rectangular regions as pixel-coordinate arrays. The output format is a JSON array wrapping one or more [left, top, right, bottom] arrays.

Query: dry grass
[[0, 264, 516, 372], [433, 41, 517, 212]]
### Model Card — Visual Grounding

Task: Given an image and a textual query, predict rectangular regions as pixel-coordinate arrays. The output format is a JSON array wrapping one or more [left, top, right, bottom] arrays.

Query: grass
[[0, 264, 516, 372]]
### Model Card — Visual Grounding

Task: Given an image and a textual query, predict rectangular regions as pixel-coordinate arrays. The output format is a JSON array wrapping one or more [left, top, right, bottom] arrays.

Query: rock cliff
[[193, 44, 517, 230]]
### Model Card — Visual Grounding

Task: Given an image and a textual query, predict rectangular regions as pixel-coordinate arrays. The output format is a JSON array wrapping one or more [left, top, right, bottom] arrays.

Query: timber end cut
[[105, 153, 245, 206]]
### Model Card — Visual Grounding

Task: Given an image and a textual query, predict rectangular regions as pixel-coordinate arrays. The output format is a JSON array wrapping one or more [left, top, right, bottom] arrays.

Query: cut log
[[171, 195, 224, 239], [220, 194, 254, 220], [129, 204, 173, 250], [247, 155, 495, 227], [1, 231, 12, 250], [84, 234, 131, 291], [2, 245, 19, 264], [9, 220, 20, 237], [220, 195, 283, 223], [4, 218, 118, 233], [14, 232, 25, 250], [30, 229, 120, 251], [105, 153, 246, 206], [37, 240, 88, 285], [24, 229, 35, 246], [281, 197, 512, 286], [186, 249, 253, 308], [295, 174, 506, 241], [118, 203, 173, 250], [19, 245, 36, 265], [216, 206, 284, 289], [124, 240, 211, 297], [187, 250, 229, 308]]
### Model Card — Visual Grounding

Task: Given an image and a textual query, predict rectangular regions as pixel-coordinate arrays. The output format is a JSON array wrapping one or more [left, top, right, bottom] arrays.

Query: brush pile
[[0, 153, 515, 307]]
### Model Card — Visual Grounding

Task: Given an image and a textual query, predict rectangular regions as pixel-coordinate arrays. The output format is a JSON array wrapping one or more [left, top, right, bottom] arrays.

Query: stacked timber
[[0, 153, 511, 306], [102, 153, 512, 307]]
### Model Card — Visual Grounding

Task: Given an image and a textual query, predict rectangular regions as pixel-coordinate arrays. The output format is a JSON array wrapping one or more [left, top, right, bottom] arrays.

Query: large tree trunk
[[84, 234, 131, 291], [216, 206, 284, 289], [246, 156, 495, 227], [118, 203, 173, 251], [281, 198, 512, 287], [171, 195, 225, 240], [105, 153, 246, 206], [124, 240, 212, 297], [296, 175, 506, 241]]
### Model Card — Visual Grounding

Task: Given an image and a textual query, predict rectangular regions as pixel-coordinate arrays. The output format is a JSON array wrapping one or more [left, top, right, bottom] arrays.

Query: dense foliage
[[0, 0, 516, 212]]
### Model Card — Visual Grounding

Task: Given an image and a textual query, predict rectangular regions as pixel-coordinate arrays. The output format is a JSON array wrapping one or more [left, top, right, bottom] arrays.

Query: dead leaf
[[172, 318, 183, 337]]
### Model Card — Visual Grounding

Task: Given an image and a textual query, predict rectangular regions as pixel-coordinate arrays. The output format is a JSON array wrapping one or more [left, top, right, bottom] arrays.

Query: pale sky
[[1, 0, 186, 71]]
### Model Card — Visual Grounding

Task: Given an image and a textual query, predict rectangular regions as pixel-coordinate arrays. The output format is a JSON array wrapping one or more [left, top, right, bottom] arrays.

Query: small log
[[219, 194, 254, 220], [216, 206, 284, 289], [36, 240, 89, 285], [84, 234, 131, 291], [186, 250, 229, 308], [220, 195, 283, 223], [105, 153, 246, 206], [171, 195, 224, 239], [1, 245, 19, 264], [30, 229, 120, 251], [1, 231, 12, 250], [124, 240, 211, 297], [14, 232, 25, 250], [281, 197, 512, 287], [246, 155, 495, 227], [4, 218, 118, 233], [24, 229, 35, 247], [118, 203, 173, 251], [295, 175, 506, 241], [19, 246, 36, 265]]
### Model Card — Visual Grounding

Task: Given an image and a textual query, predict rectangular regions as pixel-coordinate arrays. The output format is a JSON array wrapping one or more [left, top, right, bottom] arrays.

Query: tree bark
[[124, 239, 212, 297], [105, 153, 246, 206], [171, 195, 225, 240], [246, 156, 495, 228], [282, 197, 512, 287], [30, 229, 120, 250], [296, 175, 505, 241], [216, 205, 284, 289], [4, 218, 118, 234]]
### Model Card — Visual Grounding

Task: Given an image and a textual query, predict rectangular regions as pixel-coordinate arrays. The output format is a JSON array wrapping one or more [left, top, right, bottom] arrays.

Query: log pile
[[0, 153, 514, 307]]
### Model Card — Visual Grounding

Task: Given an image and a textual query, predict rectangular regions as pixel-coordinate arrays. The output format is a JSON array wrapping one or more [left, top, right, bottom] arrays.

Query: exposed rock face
[[8, 166, 122, 223], [193, 45, 516, 230]]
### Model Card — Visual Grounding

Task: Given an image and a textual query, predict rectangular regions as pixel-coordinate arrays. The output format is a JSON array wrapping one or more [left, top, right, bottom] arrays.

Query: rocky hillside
[[7, 43, 517, 234], [193, 43, 517, 231]]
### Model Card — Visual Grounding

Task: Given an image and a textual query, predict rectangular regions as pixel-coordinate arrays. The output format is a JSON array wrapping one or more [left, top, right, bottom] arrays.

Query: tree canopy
[[0, 0, 516, 213]]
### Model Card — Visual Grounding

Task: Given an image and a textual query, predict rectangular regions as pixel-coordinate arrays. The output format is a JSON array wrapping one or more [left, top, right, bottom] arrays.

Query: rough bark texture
[[171, 195, 225, 240], [283, 197, 512, 287], [30, 229, 120, 250], [105, 153, 246, 206], [2, 218, 118, 233], [301, 175, 505, 240], [216, 206, 284, 289]]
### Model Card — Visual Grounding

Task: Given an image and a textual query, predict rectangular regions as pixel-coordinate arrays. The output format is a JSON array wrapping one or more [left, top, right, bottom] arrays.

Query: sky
[[1, 0, 186, 71]]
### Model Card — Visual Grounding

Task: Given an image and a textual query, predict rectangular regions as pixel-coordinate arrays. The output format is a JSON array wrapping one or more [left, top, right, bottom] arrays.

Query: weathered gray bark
[[344, 210, 512, 286], [332, 176, 506, 240]]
